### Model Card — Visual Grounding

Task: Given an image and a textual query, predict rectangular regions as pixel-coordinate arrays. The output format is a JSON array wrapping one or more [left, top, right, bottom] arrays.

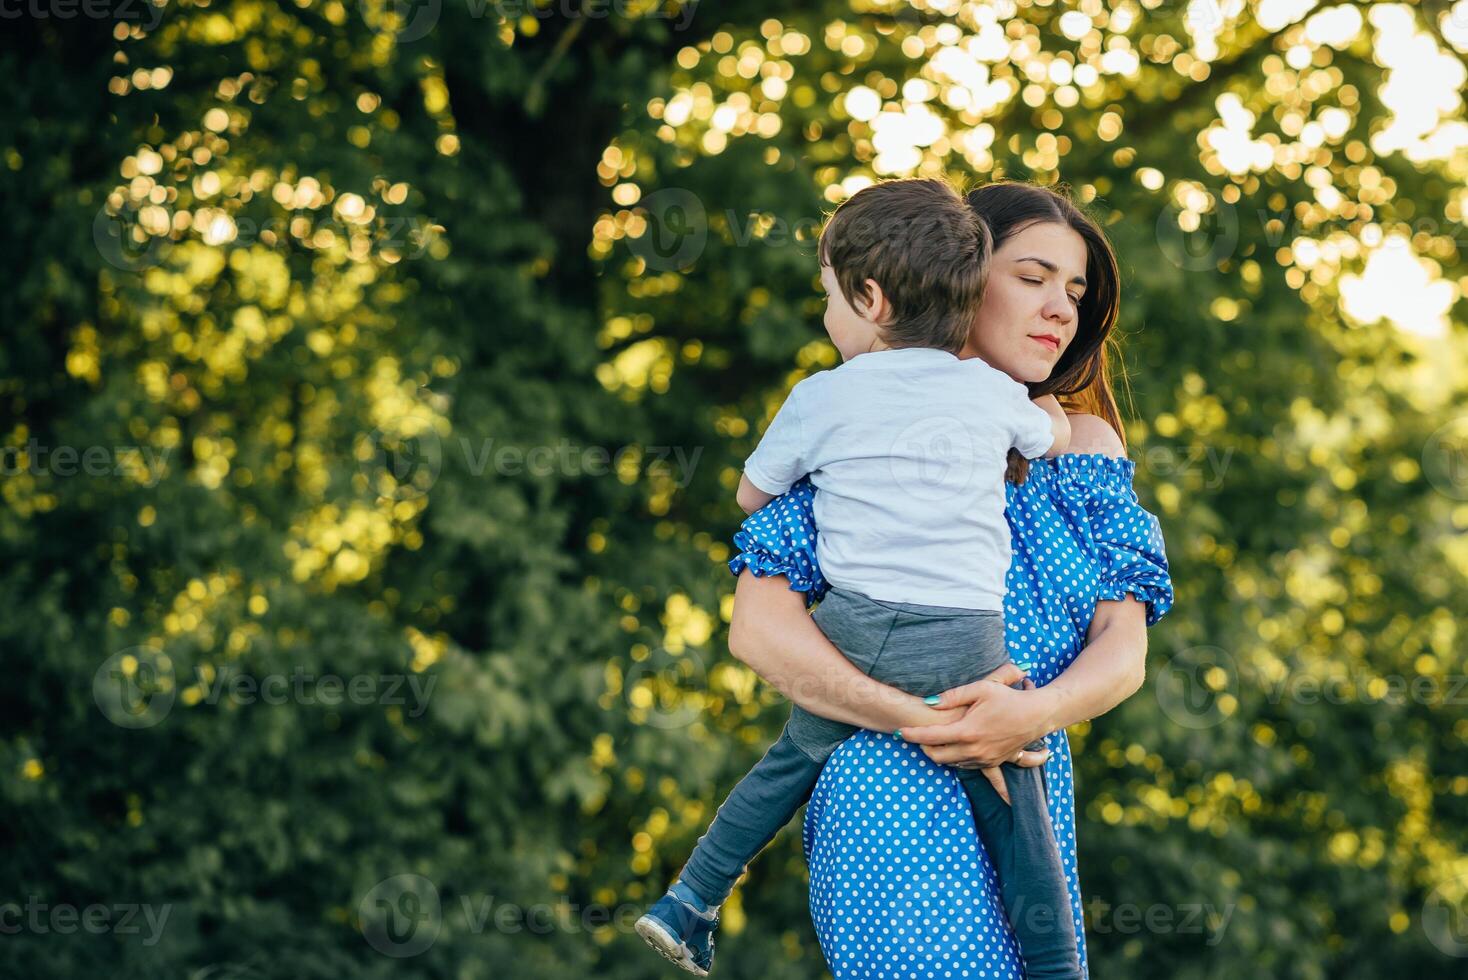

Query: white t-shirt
[[743, 347, 1054, 610]]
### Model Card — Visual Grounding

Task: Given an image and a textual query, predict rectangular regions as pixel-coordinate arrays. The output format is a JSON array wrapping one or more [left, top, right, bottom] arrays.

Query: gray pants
[[678, 586, 1081, 980]]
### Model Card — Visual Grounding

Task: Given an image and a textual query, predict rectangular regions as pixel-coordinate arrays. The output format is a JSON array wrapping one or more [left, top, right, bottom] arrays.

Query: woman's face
[[960, 220, 1089, 384]]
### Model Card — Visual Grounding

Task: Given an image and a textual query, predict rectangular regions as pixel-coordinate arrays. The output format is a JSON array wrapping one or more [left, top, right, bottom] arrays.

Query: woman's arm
[[727, 570, 956, 732], [1033, 595, 1147, 730]]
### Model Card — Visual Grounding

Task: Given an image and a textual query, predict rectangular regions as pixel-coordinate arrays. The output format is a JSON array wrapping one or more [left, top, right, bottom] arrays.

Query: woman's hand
[[897, 662, 1054, 803]]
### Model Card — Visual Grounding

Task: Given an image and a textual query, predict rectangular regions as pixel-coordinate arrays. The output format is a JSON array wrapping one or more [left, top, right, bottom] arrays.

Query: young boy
[[635, 178, 1082, 979]]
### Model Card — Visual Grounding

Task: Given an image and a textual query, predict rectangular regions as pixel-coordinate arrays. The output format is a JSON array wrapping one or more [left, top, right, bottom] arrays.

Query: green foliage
[[2, 2, 1465, 978]]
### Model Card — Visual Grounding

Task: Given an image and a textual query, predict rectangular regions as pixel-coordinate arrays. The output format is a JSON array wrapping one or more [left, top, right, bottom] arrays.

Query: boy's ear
[[855, 277, 891, 325]]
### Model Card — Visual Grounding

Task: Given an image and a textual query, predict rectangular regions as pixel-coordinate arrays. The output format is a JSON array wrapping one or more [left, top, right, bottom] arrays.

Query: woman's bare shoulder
[[1064, 413, 1127, 459]]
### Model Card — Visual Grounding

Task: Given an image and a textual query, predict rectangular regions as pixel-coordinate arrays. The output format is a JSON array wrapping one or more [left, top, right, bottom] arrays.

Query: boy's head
[[817, 178, 992, 360]]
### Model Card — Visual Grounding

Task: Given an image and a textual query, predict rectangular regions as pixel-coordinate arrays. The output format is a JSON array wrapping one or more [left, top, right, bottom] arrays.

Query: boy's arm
[[1032, 394, 1071, 458], [740, 385, 809, 513], [736, 474, 777, 515]]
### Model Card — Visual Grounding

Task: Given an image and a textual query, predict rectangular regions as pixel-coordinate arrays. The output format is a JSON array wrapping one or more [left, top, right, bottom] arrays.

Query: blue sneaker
[[635, 882, 720, 976]]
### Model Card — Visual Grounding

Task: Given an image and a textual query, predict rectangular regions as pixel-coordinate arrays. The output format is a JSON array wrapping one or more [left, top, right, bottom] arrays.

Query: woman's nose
[[1044, 291, 1074, 325]]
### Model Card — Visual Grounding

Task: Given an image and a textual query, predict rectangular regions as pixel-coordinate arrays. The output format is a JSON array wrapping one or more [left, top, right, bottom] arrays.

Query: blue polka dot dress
[[729, 453, 1174, 979]]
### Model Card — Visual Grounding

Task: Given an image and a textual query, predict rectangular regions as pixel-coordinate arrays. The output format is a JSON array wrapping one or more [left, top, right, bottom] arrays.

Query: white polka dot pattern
[[730, 452, 1174, 978]]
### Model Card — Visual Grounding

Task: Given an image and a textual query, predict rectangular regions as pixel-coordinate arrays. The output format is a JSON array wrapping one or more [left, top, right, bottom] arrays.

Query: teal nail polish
[[892, 729, 903, 740], [923, 695, 941, 705]]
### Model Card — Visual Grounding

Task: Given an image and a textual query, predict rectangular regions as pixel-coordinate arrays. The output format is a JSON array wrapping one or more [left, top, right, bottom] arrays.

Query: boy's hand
[[1032, 394, 1071, 458]]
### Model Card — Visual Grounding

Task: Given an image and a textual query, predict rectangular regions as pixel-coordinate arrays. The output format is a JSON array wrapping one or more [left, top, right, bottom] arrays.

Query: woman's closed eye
[[1020, 274, 1082, 308]]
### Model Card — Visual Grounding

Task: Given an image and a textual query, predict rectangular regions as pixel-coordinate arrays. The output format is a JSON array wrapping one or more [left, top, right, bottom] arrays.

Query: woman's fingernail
[[923, 695, 941, 705], [892, 729, 903, 740]]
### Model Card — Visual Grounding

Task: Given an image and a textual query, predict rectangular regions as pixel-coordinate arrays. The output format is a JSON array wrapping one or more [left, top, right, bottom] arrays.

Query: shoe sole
[[635, 915, 710, 977]]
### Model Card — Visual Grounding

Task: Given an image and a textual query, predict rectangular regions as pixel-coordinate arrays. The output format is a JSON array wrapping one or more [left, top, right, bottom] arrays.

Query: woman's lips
[[1030, 334, 1060, 352]]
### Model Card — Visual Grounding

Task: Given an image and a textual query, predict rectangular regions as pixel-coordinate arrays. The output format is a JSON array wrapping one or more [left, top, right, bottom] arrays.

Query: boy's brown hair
[[817, 178, 992, 353]]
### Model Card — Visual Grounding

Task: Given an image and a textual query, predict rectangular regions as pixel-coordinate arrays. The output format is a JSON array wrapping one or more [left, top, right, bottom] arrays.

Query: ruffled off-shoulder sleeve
[[727, 477, 829, 608], [1053, 454, 1175, 626]]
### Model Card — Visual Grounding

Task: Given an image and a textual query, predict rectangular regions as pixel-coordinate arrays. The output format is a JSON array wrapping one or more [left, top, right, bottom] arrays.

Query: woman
[[726, 182, 1174, 977]]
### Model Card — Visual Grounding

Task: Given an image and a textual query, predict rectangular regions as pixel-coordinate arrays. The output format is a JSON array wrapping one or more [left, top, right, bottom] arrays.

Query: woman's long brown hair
[[963, 182, 1127, 484]]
